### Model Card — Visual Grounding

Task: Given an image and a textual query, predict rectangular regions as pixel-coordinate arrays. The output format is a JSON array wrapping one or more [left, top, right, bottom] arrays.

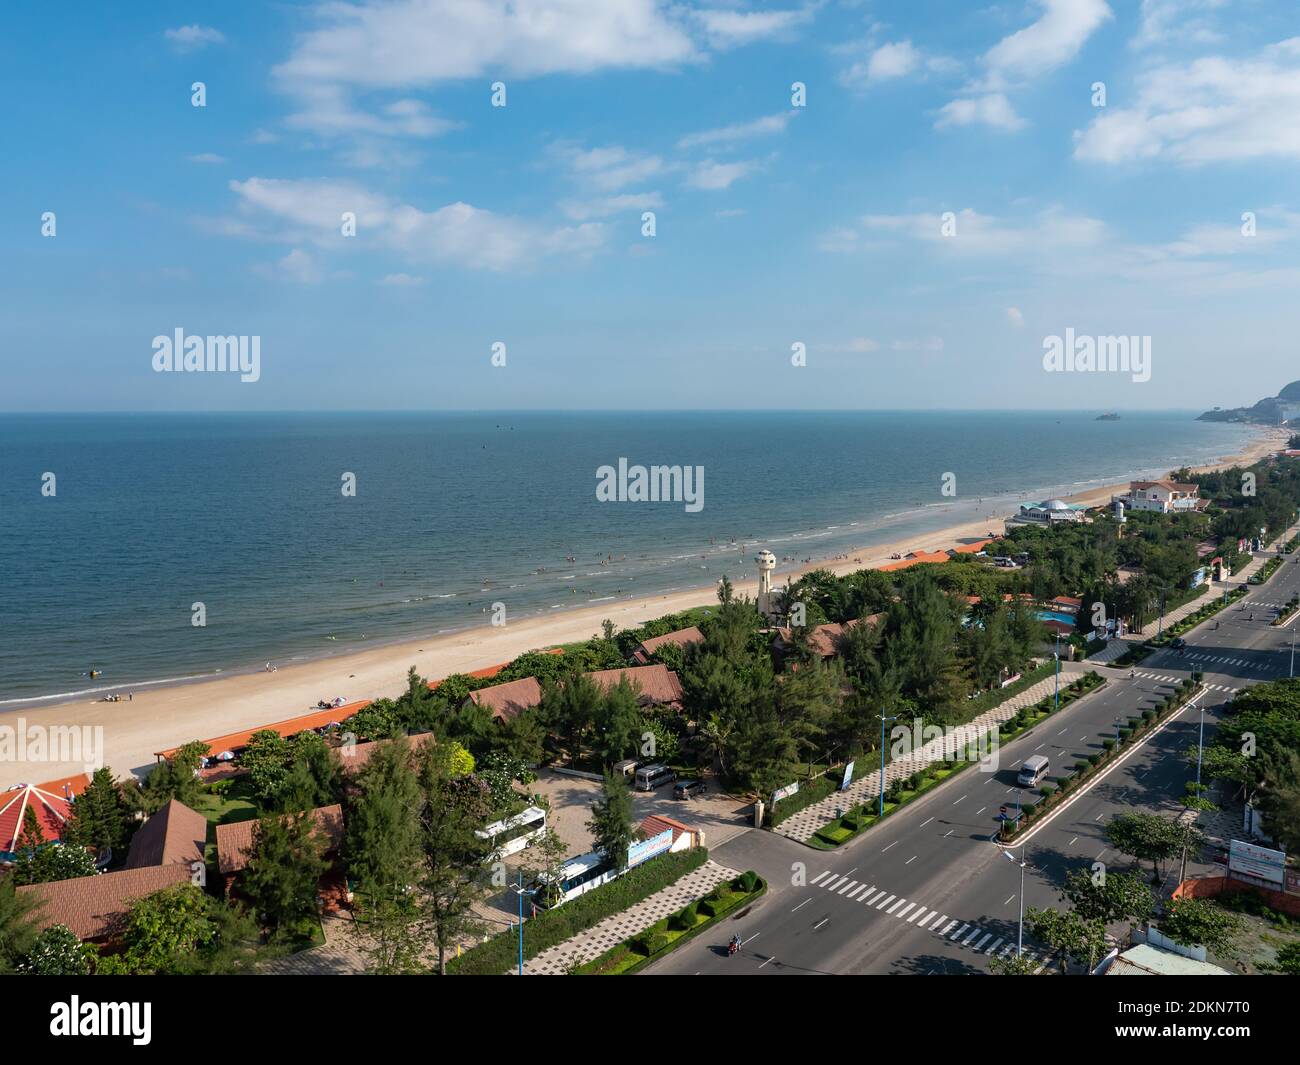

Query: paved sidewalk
[[772, 663, 1091, 843], [516, 858, 739, 975]]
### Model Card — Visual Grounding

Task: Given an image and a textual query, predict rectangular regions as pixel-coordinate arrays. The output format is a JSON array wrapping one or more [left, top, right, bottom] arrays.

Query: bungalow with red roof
[[0, 776, 88, 862], [466, 664, 685, 723], [215, 804, 347, 908], [16, 864, 193, 944], [629, 626, 704, 665], [124, 799, 207, 871], [772, 616, 880, 665]]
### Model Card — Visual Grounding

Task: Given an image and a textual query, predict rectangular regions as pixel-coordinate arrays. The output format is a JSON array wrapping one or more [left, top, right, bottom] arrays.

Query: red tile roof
[[639, 814, 695, 844], [630, 626, 705, 664], [17, 863, 193, 941], [586, 664, 685, 705], [124, 799, 208, 870], [335, 732, 436, 773], [428, 648, 563, 691], [215, 804, 345, 876], [951, 538, 998, 554], [467, 676, 544, 723], [774, 618, 873, 658]]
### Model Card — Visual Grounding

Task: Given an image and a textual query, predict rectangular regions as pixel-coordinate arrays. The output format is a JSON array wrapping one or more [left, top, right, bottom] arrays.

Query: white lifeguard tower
[[755, 549, 776, 617]]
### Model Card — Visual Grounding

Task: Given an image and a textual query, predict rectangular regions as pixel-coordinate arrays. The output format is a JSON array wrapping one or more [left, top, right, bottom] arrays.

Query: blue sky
[[4, 0, 1300, 412]]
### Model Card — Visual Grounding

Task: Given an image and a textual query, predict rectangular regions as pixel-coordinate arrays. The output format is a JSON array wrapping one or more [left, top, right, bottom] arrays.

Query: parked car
[[1171, 637, 1187, 649], [673, 778, 707, 799]]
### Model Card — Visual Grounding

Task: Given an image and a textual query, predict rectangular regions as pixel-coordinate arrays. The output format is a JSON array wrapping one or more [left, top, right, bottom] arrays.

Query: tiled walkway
[[516, 858, 739, 975], [772, 663, 1091, 843]]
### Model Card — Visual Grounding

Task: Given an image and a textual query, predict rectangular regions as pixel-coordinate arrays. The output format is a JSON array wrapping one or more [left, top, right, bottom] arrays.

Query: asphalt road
[[650, 543, 1300, 976]]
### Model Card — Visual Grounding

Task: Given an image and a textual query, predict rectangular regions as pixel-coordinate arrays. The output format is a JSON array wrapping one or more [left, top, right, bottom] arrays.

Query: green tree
[[279, 730, 342, 812], [988, 951, 1041, 975], [1026, 906, 1109, 972], [0, 875, 42, 974], [135, 741, 209, 812], [1160, 897, 1243, 957], [63, 767, 130, 855], [586, 772, 638, 870], [242, 729, 293, 806], [1105, 812, 1203, 881], [243, 812, 328, 936], [1060, 868, 1154, 926], [1256, 747, 1300, 852], [417, 743, 491, 975]]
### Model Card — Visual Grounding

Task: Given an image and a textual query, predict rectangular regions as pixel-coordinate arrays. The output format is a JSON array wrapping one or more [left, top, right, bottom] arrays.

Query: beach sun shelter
[[0, 782, 75, 861]]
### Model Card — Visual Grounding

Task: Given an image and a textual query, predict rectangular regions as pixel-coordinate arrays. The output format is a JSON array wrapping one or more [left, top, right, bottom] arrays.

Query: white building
[[1007, 498, 1089, 527], [1116, 480, 1204, 514]]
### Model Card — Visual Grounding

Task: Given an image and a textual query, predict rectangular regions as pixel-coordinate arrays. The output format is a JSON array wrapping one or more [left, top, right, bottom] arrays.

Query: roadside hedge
[[446, 848, 708, 975]]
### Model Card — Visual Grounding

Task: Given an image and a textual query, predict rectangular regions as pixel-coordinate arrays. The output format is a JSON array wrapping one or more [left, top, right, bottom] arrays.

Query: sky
[[3, 0, 1300, 412]]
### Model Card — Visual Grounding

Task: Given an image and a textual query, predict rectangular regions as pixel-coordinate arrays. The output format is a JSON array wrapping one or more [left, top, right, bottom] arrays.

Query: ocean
[[0, 411, 1259, 704]]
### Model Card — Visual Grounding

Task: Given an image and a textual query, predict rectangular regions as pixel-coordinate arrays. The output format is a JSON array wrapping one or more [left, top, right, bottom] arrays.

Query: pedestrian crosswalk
[[807, 869, 1055, 972], [1133, 669, 1241, 694]]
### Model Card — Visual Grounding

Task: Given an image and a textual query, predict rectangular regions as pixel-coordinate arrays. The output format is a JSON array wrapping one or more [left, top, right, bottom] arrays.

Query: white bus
[[528, 850, 618, 909], [476, 805, 547, 859]]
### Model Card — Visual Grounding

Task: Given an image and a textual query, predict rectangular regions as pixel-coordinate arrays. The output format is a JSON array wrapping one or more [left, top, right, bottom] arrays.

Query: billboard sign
[[1229, 839, 1286, 886], [772, 781, 800, 805], [627, 828, 674, 869]]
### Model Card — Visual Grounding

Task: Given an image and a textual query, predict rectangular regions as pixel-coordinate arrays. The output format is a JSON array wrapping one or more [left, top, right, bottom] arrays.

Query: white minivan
[[1017, 755, 1050, 788], [634, 763, 676, 791]]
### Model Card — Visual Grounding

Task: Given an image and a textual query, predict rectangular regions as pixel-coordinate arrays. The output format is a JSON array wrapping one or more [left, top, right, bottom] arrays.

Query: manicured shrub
[[737, 870, 759, 893]]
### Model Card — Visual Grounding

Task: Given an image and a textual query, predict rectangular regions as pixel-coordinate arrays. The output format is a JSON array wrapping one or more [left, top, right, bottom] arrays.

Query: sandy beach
[[2, 425, 1287, 789]]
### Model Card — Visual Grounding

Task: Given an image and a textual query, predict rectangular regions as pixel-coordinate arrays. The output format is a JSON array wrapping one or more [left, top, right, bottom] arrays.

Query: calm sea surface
[[0, 411, 1258, 703]]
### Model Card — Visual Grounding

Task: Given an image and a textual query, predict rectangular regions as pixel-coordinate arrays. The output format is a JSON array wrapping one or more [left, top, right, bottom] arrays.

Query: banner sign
[[1229, 839, 1286, 886], [772, 781, 800, 805], [840, 761, 855, 791]]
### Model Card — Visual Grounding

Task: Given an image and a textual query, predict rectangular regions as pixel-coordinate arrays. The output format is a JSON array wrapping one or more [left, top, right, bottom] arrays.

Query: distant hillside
[[1198, 381, 1300, 424]]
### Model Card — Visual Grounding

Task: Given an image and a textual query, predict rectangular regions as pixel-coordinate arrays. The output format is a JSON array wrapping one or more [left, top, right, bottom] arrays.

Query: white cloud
[[858, 206, 1107, 255], [677, 112, 792, 150], [226, 176, 606, 271], [559, 144, 668, 192], [1074, 39, 1300, 164], [186, 152, 227, 164], [685, 159, 756, 190], [1133, 0, 1226, 49], [935, 93, 1025, 131], [561, 192, 663, 221], [1006, 307, 1024, 327], [165, 25, 225, 51], [983, 0, 1112, 83], [377, 272, 424, 286], [257, 248, 326, 284], [936, 0, 1110, 129], [690, 7, 813, 50], [892, 336, 945, 352]]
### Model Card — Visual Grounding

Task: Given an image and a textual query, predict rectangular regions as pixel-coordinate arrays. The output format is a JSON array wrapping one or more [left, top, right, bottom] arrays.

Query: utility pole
[[878, 713, 898, 818]]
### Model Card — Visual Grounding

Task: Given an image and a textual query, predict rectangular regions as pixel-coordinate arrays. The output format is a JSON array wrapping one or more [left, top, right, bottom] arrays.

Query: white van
[[634, 764, 676, 791], [1017, 755, 1049, 788]]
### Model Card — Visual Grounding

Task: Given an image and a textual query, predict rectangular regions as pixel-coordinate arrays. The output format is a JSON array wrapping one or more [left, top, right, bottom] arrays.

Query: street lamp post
[[878, 713, 898, 818], [1291, 626, 1296, 680], [510, 872, 527, 976]]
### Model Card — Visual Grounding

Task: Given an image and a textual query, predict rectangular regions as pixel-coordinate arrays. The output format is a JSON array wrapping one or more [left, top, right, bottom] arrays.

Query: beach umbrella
[[217, 750, 235, 761], [0, 783, 74, 859]]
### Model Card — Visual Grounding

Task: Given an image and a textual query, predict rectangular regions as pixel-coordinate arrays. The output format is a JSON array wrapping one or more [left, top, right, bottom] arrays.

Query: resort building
[[772, 618, 867, 664], [123, 799, 207, 871], [1114, 480, 1205, 514], [215, 803, 346, 904], [0, 775, 89, 862], [466, 664, 685, 723], [1006, 499, 1090, 527], [629, 625, 704, 665], [16, 864, 194, 945]]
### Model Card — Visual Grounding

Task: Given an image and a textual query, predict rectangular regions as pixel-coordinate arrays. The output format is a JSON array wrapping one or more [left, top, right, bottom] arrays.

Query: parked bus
[[476, 805, 547, 859], [528, 851, 618, 909]]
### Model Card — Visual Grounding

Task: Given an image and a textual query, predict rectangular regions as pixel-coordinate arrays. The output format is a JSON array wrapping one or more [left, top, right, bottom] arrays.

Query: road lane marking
[[943, 829, 954, 838], [1068, 836, 1078, 846], [865, 890, 887, 905], [759, 956, 773, 968], [1004, 894, 1015, 906], [919, 816, 935, 827], [825, 876, 847, 891], [896, 902, 916, 919], [950, 923, 969, 940], [941, 919, 959, 935], [837, 879, 858, 894], [811, 871, 831, 885], [813, 919, 828, 930], [909, 907, 927, 923], [953, 795, 966, 804], [876, 894, 896, 909], [985, 936, 1004, 955], [886, 898, 907, 914], [905, 854, 918, 865], [962, 927, 983, 946], [881, 841, 898, 852], [929, 913, 949, 930], [791, 898, 811, 912], [974, 932, 994, 950]]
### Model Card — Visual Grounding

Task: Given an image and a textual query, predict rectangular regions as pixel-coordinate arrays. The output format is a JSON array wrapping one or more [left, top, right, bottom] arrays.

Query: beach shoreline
[[1, 423, 1287, 788]]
